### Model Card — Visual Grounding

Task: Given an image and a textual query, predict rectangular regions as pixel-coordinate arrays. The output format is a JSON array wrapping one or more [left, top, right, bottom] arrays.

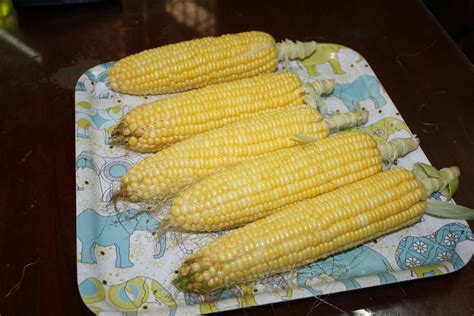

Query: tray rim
[[74, 42, 474, 315]]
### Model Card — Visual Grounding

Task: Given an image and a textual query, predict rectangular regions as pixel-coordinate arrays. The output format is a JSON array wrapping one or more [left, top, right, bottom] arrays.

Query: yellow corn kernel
[[173, 169, 427, 294], [120, 105, 328, 201], [112, 72, 304, 152], [170, 131, 382, 231], [108, 31, 278, 95]]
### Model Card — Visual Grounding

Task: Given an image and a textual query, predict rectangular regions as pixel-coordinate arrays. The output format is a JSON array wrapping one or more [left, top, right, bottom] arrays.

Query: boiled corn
[[168, 131, 419, 232], [173, 168, 427, 294], [120, 108, 368, 202], [112, 72, 332, 152], [108, 31, 317, 95]]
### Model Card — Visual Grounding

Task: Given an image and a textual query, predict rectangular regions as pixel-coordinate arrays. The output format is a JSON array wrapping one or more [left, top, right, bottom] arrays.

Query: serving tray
[[75, 43, 474, 315]]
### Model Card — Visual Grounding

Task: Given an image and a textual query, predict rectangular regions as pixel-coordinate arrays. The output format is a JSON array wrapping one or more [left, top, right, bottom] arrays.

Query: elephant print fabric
[[332, 75, 387, 111], [395, 223, 473, 276], [297, 245, 397, 296], [75, 102, 130, 144], [76, 209, 165, 268], [76, 46, 474, 315], [75, 150, 142, 202], [360, 117, 412, 143], [79, 277, 177, 315], [300, 44, 347, 76]]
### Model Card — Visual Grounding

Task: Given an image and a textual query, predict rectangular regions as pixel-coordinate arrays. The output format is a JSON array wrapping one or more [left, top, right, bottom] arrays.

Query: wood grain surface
[[0, 0, 473, 314]]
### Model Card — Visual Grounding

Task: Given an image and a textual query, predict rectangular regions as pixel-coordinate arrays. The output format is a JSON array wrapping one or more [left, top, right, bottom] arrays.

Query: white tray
[[75, 44, 474, 315]]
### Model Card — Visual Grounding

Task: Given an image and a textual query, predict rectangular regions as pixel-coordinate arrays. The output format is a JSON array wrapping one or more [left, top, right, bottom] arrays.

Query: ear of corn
[[108, 31, 317, 95], [169, 131, 380, 231], [119, 108, 368, 202], [168, 131, 419, 232], [173, 168, 427, 294], [112, 72, 313, 152], [108, 31, 277, 95]]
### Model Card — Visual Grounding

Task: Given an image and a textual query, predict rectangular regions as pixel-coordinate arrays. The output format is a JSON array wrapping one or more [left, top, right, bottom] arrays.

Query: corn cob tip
[[111, 182, 143, 203], [276, 39, 318, 62], [324, 106, 369, 132], [290, 111, 370, 144], [300, 79, 336, 112], [412, 163, 461, 198], [301, 79, 336, 97], [173, 254, 235, 294], [110, 122, 144, 150], [110, 123, 126, 144], [412, 164, 473, 220], [441, 166, 460, 178], [107, 81, 118, 91], [110, 187, 129, 203], [173, 265, 197, 292], [173, 255, 208, 292], [377, 137, 419, 163]]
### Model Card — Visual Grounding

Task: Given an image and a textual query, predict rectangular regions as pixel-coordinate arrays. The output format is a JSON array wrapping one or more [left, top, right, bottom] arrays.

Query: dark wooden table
[[0, 0, 473, 315]]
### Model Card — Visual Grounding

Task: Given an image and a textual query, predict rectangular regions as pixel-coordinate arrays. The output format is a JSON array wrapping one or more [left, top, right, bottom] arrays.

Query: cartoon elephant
[[153, 231, 167, 260], [297, 245, 396, 296], [107, 277, 177, 315], [79, 277, 106, 314], [360, 117, 412, 143], [79, 277, 177, 316], [75, 151, 99, 192], [332, 75, 387, 111], [300, 43, 347, 77], [409, 263, 450, 278], [77, 209, 161, 268], [395, 223, 473, 273], [75, 150, 141, 201], [184, 282, 256, 314], [149, 278, 177, 316]]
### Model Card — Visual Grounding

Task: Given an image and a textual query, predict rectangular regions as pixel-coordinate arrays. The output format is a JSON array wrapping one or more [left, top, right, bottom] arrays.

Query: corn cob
[[173, 168, 430, 294], [168, 131, 419, 232], [108, 31, 317, 95], [112, 72, 333, 153], [119, 107, 368, 202]]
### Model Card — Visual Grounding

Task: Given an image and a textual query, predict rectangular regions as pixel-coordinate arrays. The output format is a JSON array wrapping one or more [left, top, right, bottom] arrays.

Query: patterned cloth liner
[[75, 44, 474, 315]]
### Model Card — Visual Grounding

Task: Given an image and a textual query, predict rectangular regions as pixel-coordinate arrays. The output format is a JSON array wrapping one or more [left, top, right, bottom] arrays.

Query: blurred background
[[424, 0, 474, 63], [1, 0, 472, 69]]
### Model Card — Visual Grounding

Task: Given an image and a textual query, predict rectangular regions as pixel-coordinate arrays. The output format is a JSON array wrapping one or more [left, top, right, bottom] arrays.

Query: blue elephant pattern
[[79, 276, 177, 315], [395, 223, 473, 271], [75, 151, 99, 192], [75, 61, 474, 314], [75, 61, 128, 144], [75, 62, 115, 92], [153, 232, 167, 260], [333, 75, 387, 111], [297, 245, 396, 296], [75, 150, 139, 201], [77, 209, 163, 268]]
